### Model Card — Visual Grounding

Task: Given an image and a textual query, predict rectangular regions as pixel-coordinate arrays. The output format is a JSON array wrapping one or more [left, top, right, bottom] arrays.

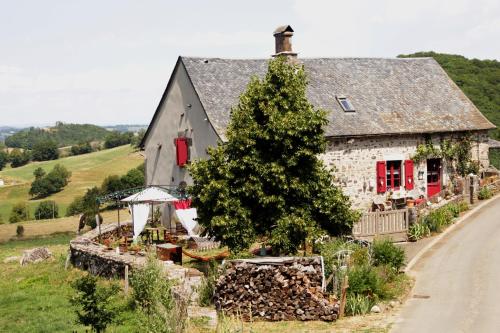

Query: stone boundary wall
[[69, 223, 196, 282], [214, 257, 338, 321]]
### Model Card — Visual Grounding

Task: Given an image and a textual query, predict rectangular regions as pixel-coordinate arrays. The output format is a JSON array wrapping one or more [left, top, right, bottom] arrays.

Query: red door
[[427, 158, 441, 197]]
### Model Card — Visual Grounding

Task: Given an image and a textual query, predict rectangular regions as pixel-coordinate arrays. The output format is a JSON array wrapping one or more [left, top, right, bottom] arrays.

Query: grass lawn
[[0, 233, 138, 333], [0, 145, 143, 222], [0, 209, 131, 242]]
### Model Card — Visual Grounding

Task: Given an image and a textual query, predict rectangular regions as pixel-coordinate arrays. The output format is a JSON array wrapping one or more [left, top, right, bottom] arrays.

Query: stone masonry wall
[[319, 131, 490, 210]]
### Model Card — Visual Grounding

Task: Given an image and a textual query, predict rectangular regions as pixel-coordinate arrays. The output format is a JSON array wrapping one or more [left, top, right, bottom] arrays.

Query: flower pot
[[406, 199, 415, 208]]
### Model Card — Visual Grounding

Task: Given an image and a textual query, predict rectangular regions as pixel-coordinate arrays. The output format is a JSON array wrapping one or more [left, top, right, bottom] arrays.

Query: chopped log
[[214, 257, 337, 322]]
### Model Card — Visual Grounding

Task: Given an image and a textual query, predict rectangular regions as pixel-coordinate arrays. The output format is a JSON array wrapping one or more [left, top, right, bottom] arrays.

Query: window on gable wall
[[337, 96, 355, 112]]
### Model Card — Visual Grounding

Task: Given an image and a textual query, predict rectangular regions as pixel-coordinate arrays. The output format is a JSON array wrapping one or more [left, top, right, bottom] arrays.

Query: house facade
[[141, 25, 494, 211]]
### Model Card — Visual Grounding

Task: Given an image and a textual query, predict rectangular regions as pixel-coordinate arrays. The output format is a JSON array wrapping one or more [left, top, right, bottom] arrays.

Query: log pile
[[214, 257, 338, 321]]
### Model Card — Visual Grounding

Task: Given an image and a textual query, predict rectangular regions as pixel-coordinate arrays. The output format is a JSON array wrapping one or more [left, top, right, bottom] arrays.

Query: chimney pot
[[273, 25, 297, 60]]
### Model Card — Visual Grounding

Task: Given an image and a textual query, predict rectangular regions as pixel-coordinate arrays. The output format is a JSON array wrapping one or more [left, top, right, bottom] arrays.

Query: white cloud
[[292, 0, 500, 59]]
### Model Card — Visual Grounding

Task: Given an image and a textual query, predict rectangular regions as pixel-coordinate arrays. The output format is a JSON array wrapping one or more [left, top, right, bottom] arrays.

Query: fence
[[353, 208, 409, 242]]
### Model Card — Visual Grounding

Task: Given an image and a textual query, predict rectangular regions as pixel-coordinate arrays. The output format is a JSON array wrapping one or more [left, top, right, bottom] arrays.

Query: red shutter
[[175, 138, 188, 167], [376, 161, 387, 193], [405, 160, 414, 190]]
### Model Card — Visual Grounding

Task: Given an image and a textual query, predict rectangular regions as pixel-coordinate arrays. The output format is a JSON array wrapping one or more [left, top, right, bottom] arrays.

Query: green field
[[0, 145, 143, 222], [0, 233, 139, 332]]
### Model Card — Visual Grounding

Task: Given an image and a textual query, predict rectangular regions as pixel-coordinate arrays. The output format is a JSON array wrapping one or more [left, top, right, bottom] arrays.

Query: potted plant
[[406, 199, 415, 208], [129, 244, 141, 255], [102, 238, 113, 250]]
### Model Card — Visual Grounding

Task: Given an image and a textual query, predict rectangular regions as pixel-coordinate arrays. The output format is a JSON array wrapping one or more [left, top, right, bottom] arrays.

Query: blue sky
[[0, 0, 498, 127]]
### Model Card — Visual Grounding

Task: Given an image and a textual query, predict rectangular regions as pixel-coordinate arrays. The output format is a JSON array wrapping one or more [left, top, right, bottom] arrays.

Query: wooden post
[[96, 214, 101, 243], [65, 251, 71, 270], [117, 201, 121, 237], [470, 175, 474, 204], [339, 274, 349, 319], [124, 265, 129, 295]]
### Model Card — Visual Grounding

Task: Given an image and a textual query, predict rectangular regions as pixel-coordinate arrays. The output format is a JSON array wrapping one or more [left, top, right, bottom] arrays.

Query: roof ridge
[[180, 55, 435, 61]]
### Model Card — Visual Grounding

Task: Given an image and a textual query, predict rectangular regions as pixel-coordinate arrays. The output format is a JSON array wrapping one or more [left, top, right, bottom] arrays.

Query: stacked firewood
[[214, 257, 338, 321]]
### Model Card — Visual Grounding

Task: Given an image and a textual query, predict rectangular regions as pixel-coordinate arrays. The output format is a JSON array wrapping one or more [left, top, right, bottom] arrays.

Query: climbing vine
[[411, 135, 479, 177]]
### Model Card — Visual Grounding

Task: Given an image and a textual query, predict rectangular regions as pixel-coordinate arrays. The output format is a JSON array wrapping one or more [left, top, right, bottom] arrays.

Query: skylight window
[[337, 97, 355, 112]]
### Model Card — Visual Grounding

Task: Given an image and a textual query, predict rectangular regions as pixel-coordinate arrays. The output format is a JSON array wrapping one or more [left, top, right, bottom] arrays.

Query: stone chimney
[[273, 25, 297, 60]]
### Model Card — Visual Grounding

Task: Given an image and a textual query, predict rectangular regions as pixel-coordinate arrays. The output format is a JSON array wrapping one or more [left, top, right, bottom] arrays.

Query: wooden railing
[[353, 208, 409, 241]]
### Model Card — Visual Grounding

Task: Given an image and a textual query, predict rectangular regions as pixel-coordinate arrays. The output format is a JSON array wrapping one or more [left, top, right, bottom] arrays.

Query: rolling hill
[[4, 122, 111, 149], [0, 145, 143, 222]]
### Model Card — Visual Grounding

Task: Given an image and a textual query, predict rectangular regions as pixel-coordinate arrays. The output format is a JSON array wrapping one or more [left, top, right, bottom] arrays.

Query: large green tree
[[189, 57, 359, 254], [32, 139, 59, 161]]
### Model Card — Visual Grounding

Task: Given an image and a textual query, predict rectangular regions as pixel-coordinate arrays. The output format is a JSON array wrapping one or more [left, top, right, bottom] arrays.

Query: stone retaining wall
[[69, 222, 203, 301]]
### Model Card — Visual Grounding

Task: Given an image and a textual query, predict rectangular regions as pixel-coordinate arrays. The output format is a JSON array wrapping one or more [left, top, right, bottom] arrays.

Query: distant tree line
[[0, 127, 144, 170], [4, 122, 110, 149]]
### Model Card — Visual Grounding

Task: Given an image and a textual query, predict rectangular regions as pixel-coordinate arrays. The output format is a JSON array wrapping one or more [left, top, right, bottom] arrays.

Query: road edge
[[404, 193, 500, 274]]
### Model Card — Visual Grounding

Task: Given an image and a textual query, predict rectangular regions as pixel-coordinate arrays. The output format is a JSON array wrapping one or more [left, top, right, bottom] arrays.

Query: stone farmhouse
[[141, 25, 495, 211]]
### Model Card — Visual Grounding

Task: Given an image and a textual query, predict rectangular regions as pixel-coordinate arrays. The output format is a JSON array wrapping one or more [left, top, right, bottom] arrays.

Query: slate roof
[[181, 56, 494, 140]]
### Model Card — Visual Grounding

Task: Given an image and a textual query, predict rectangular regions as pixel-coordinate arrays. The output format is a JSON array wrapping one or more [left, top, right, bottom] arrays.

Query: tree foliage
[[9, 202, 29, 223], [0, 150, 8, 170], [104, 132, 133, 149], [398, 52, 500, 140], [71, 141, 93, 156], [34, 200, 59, 220], [189, 57, 359, 254], [29, 164, 71, 198], [4, 122, 110, 149], [70, 274, 120, 333], [32, 139, 59, 161], [9, 149, 31, 168]]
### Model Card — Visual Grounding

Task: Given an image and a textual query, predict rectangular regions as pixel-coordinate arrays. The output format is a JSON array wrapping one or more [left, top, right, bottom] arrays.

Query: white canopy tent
[[121, 187, 177, 241]]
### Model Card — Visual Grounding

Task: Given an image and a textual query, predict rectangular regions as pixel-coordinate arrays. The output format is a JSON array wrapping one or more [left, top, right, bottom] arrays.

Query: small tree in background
[[9, 202, 29, 223], [71, 141, 93, 156], [70, 274, 120, 333], [0, 150, 8, 170], [189, 57, 359, 254], [9, 149, 31, 168], [34, 200, 59, 220], [29, 164, 71, 198], [32, 139, 59, 161]]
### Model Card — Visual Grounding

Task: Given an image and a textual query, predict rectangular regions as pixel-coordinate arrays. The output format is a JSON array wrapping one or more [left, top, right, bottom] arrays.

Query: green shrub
[[478, 187, 492, 200], [130, 256, 173, 315], [371, 239, 405, 271], [319, 239, 363, 278], [408, 223, 430, 241], [16, 225, 24, 237], [424, 207, 453, 233], [66, 196, 85, 216], [445, 202, 460, 218], [9, 202, 29, 223], [197, 260, 220, 306], [29, 164, 71, 198], [347, 265, 384, 297], [34, 200, 59, 220], [345, 294, 376, 316], [70, 274, 121, 333], [350, 247, 370, 267], [129, 256, 187, 332], [458, 201, 470, 212]]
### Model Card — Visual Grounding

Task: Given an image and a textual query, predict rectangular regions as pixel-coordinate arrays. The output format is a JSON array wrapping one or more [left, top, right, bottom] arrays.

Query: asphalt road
[[391, 196, 500, 333]]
